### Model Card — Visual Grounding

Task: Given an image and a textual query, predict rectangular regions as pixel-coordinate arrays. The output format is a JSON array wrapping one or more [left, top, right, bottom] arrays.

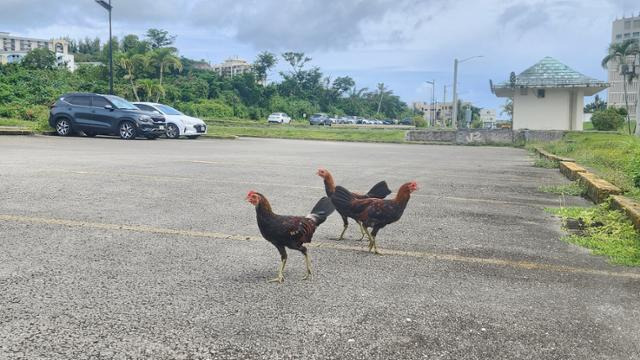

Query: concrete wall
[[405, 130, 456, 142], [406, 129, 568, 145]]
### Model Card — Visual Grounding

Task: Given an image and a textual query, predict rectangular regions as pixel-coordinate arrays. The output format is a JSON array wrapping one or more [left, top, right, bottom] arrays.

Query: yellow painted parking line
[[1, 214, 639, 280], [58, 170, 537, 206]]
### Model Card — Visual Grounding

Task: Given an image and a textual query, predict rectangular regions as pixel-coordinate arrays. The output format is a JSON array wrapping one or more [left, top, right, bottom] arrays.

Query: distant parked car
[[383, 119, 395, 125], [134, 102, 207, 139], [399, 118, 413, 125], [309, 113, 332, 126], [49, 93, 166, 140], [267, 112, 291, 124]]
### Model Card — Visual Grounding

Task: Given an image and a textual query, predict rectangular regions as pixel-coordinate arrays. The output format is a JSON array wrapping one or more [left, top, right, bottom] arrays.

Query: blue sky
[[2, 0, 638, 114]]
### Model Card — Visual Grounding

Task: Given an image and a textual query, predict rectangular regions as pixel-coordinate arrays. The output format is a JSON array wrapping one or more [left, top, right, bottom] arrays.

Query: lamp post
[[451, 55, 483, 128], [95, 0, 113, 95], [425, 80, 435, 127]]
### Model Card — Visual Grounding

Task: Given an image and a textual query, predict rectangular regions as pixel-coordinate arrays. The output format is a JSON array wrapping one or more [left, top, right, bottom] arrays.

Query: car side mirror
[[104, 104, 114, 111]]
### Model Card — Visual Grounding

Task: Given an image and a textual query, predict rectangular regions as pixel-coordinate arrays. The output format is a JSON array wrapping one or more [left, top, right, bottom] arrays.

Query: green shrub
[[413, 116, 426, 128], [179, 100, 234, 118], [591, 108, 624, 131]]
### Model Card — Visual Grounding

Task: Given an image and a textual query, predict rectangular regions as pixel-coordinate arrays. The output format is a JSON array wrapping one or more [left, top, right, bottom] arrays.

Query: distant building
[[491, 56, 608, 131], [413, 101, 470, 125], [479, 109, 497, 129], [0, 32, 75, 71], [211, 57, 252, 77], [607, 14, 640, 120]]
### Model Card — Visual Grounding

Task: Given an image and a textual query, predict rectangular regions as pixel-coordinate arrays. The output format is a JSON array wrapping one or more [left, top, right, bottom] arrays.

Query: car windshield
[[106, 96, 138, 110], [156, 104, 183, 115]]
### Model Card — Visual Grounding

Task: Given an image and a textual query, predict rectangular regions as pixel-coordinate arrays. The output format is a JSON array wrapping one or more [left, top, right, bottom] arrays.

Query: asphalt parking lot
[[1, 135, 640, 359]]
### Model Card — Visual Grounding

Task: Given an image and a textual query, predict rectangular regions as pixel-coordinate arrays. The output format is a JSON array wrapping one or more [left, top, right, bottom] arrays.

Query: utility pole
[[108, 0, 112, 95], [451, 55, 483, 129], [431, 79, 436, 126], [95, 0, 113, 95], [443, 85, 447, 126], [452, 59, 459, 129]]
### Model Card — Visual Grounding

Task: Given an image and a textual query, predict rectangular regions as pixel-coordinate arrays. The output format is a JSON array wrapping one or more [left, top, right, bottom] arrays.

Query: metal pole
[[108, 0, 113, 95], [452, 59, 458, 129], [432, 79, 436, 126], [443, 85, 447, 125]]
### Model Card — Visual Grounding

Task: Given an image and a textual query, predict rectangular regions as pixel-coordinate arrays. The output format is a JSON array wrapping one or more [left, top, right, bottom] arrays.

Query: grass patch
[[547, 203, 640, 266], [0, 118, 37, 128], [203, 119, 407, 143], [533, 157, 559, 168], [538, 182, 584, 196], [532, 132, 640, 201]]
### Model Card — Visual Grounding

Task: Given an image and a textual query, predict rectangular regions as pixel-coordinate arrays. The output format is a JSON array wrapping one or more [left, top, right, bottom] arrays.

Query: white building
[[607, 14, 640, 120], [211, 57, 252, 77], [491, 57, 608, 131], [0, 32, 75, 71], [480, 109, 497, 129], [413, 101, 470, 125]]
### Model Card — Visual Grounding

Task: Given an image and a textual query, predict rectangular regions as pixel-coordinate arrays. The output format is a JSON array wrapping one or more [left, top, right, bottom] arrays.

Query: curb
[[611, 195, 640, 231], [576, 172, 622, 203], [534, 146, 575, 162], [559, 161, 586, 181], [540, 148, 640, 231], [0, 127, 34, 135]]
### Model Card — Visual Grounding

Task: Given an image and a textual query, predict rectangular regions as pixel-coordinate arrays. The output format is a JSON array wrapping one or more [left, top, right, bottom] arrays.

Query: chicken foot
[[268, 258, 286, 283]]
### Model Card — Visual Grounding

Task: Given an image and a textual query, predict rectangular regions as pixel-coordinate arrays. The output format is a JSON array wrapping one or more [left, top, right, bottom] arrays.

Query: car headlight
[[139, 115, 152, 122]]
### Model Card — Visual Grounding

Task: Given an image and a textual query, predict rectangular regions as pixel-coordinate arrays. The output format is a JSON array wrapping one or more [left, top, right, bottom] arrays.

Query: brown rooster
[[331, 182, 418, 254], [246, 191, 334, 283], [316, 168, 391, 240]]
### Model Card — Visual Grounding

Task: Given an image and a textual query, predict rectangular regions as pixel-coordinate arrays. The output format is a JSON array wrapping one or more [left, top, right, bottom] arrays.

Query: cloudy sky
[[2, 0, 638, 113]]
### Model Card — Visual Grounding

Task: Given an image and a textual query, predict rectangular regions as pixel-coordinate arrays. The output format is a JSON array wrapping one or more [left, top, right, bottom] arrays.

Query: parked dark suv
[[49, 93, 166, 140]]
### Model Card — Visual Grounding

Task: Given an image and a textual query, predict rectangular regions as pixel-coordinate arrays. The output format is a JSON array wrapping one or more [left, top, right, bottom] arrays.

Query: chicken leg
[[357, 221, 366, 241], [268, 258, 286, 283], [362, 227, 381, 255], [302, 252, 312, 280]]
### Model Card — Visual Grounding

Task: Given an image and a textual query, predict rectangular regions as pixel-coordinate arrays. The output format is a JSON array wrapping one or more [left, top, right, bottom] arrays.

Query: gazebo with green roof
[[491, 57, 608, 131]]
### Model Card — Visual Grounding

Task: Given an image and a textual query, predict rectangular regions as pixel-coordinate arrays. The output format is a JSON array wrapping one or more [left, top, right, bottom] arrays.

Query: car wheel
[[83, 130, 97, 137], [166, 123, 180, 139], [55, 118, 72, 136], [119, 121, 136, 140], [187, 135, 200, 140]]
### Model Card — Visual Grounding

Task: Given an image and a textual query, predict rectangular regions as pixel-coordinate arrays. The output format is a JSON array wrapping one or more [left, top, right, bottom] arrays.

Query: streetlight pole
[[451, 55, 483, 129], [452, 59, 458, 128], [95, 0, 113, 94]]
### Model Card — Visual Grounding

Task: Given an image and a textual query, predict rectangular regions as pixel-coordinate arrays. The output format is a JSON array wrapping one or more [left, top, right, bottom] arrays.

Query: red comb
[[247, 190, 256, 197]]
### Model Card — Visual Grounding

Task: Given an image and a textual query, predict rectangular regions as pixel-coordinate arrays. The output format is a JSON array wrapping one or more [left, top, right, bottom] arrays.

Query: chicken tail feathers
[[306, 196, 335, 226], [366, 181, 392, 199]]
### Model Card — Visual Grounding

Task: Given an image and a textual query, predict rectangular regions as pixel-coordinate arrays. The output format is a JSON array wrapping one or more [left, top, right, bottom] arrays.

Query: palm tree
[[602, 39, 638, 134], [376, 83, 390, 114], [117, 53, 149, 102], [149, 48, 182, 101], [629, 40, 640, 136], [136, 79, 165, 102], [501, 98, 513, 121]]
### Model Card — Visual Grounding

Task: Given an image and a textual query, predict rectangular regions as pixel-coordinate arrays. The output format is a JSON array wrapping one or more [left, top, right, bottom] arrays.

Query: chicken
[[246, 191, 335, 283], [331, 182, 418, 254], [316, 168, 391, 240]]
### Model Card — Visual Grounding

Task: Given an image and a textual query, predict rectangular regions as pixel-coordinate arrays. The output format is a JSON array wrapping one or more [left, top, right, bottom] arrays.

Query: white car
[[267, 112, 291, 124], [134, 102, 207, 139]]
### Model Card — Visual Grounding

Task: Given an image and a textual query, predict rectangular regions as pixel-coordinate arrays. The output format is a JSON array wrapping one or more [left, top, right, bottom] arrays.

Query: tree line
[[0, 28, 415, 122]]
